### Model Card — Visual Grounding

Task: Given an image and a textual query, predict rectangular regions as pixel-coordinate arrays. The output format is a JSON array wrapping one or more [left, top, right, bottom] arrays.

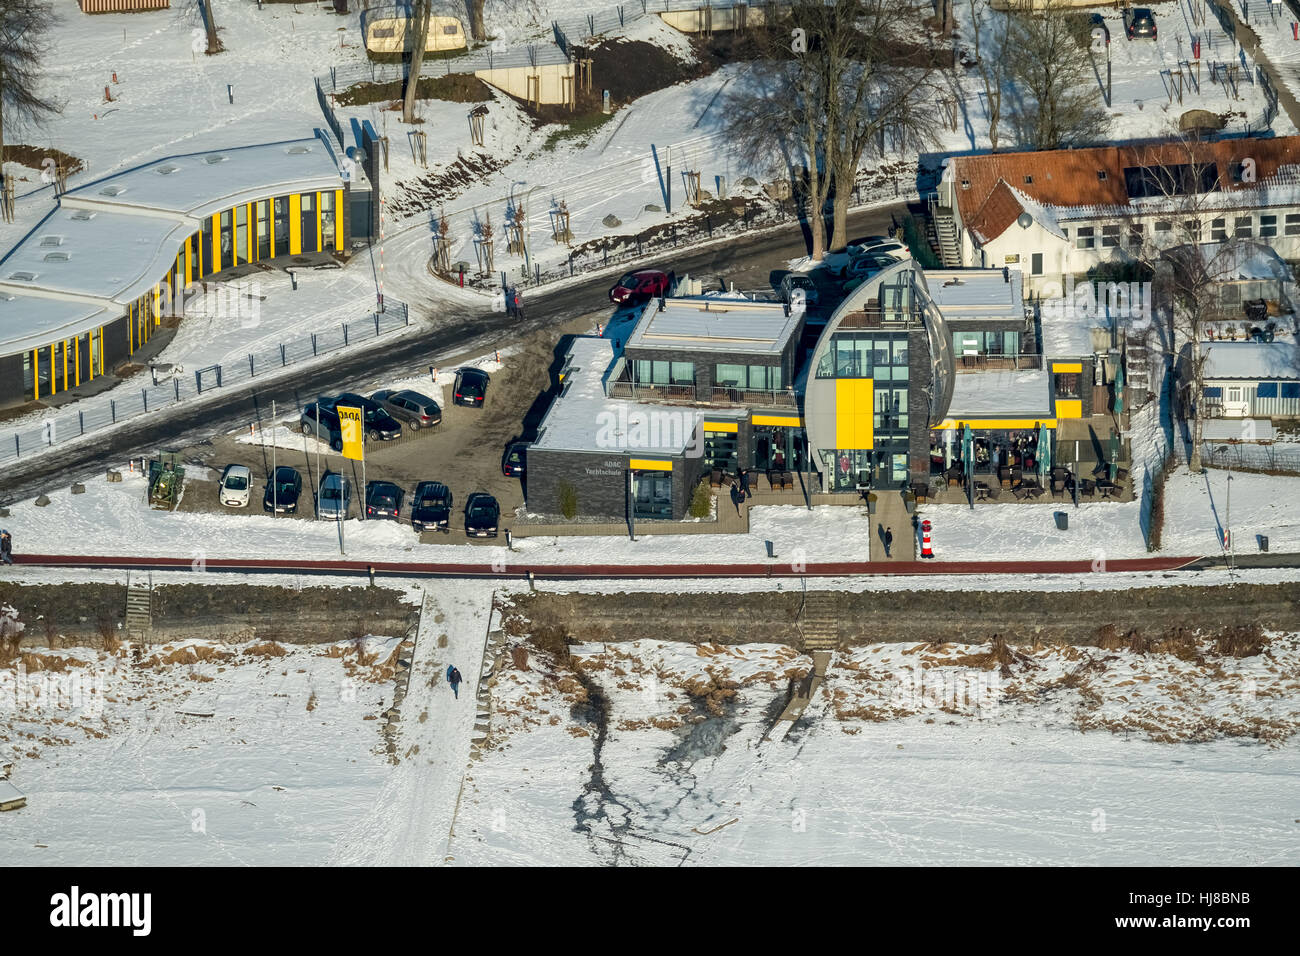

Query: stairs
[[124, 575, 152, 641], [933, 207, 962, 267], [799, 589, 839, 652], [471, 627, 507, 752], [1124, 333, 1154, 405]]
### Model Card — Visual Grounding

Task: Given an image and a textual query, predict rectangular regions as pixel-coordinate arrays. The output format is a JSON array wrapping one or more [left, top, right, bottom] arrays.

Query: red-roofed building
[[932, 137, 1300, 293]]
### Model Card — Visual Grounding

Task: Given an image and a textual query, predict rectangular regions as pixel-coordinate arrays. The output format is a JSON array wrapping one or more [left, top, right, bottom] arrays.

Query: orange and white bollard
[[920, 519, 934, 559]]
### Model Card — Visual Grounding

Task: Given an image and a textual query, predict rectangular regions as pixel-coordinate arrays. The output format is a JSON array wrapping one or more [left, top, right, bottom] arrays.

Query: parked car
[[371, 388, 442, 429], [779, 273, 820, 307], [840, 252, 906, 287], [218, 464, 252, 508], [453, 368, 490, 407], [608, 268, 675, 305], [334, 392, 402, 441], [318, 472, 351, 520], [262, 466, 302, 514], [410, 481, 453, 533], [502, 442, 529, 478], [464, 492, 500, 538], [1128, 9, 1156, 39], [845, 235, 902, 257], [829, 246, 906, 279], [365, 480, 404, 520], [299, 403, 344, 451]]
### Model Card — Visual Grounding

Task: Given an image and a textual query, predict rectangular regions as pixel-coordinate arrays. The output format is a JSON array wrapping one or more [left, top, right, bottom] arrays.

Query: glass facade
[[952, 329, 1020, 355], [816, 333, 909, 379], [634, 360, 694, 386], [715, 363, 781, 389], [703, 430, 738, 470], [633, 472, 672, 518]]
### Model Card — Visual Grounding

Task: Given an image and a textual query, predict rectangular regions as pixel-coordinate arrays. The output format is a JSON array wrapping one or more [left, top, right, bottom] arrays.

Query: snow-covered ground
[[450, 634, 1300, 865]]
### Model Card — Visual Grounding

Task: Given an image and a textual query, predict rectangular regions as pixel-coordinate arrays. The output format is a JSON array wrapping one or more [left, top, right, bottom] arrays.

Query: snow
[[946, 369, 1052, 417], [1203, 340, 1300, 378]]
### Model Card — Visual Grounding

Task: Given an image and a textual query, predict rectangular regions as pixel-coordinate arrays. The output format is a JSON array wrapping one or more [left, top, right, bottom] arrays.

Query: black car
[[299, 403, 344, 451], [365, 480, 404, 520], [371, 388, 442, 429], [453, 368, 490, 407], [410, 481, 453, 533], [1128, 9, 1156, 39], [263, 466, 302, 514], [334, 393, 402, 441], [502, 442, 528, 478], [464, 492, 500, 538]]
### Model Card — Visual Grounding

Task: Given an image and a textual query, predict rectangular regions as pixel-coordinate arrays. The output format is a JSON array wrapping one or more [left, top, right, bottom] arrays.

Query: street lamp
[[1215, 444, 1233, 568]]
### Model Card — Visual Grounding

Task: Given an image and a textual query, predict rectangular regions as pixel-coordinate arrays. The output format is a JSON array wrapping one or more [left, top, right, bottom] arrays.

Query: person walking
[[883, 525, 894, 558], [729, 482, 743, 516], [0, 530, 11, 566], [512, 288, 524, 320], [446, 664, 463, 699], [738, 468, 752, 499]]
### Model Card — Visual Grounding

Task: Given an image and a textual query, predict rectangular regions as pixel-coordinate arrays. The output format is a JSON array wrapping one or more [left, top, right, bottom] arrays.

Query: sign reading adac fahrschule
[[336, 406, 364, 462]]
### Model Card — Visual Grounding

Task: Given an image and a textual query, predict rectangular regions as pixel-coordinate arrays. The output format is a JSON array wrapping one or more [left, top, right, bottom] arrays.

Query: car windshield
[[225, 476, 247, 490], [469, 504, 496, 520], [373, 495, 396, 508], [276, 482, 296, 496], [617, 272, 638, 287], [323, 486, 342, 501]]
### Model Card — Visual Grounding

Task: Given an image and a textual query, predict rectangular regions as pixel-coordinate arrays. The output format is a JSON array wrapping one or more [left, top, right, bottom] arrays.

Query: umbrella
[[1109, 432, 1120, 483], [1113, 363, 1125, 415], [943, 427, 955, 469], [1037, 422, 1051, 482], [962, 424, 973, 475]]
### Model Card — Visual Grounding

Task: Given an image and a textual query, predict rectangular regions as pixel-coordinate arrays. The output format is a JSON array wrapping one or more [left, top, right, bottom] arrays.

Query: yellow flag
[[336, 405, 364, 461]]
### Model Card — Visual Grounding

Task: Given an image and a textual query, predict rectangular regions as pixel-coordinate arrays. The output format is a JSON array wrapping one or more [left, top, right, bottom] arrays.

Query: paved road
[[0, 204, 906, 502]]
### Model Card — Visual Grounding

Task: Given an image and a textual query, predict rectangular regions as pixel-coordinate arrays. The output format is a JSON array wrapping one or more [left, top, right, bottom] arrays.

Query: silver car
[[318, 472, 351, 520], [370, 388, 442, 429]]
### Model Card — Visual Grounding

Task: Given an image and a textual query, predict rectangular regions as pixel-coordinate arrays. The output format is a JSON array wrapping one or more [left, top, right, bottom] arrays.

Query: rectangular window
[[1260, 214, 1278, 238], [234, 205, 247, 266], [1127, 223, 1143, 248], [1101, 224, 1120, 248], [1054, 372, 1081, 399], [1211, 218, 1227, 241], [321, 191, 336, 249], [1155, 220, 1172, 233], [1031, 252, 1043, 275], [716, 363, 746, 387], [1234, 216, 1253, 239], [1257, 382, 1279, 398], [1076, 226, 1095, 250], [256, 200, 270, 258], [1203, 386, 1222, 398], [1286, 214, 1300, 237], [670, 361, 694, 386], [1185, 219, 1201, 242], [274, 196, 290, 249], [1283, 383, 1300, 399]]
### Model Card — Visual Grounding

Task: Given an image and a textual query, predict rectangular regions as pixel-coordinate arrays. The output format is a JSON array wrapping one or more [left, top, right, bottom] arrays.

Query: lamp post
[[1215, 445, 1234, 568]]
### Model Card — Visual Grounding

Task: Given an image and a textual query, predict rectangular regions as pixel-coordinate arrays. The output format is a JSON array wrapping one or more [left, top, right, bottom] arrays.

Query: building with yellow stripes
[[0, 132, 366, 407]]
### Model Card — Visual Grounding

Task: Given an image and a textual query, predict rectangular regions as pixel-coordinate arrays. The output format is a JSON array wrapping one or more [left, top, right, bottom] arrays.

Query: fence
[[1202, 441, 1300, 473], [0, 301, 409, 467]]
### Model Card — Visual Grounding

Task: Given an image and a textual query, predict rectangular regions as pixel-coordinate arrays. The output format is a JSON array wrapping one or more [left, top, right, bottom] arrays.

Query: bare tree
[[1004, 0, 1108, 149], [403, 0, 433, 124], [0, 0, 60, 184], [967, 0, 1006, 151], [823, 0, 947, 250], [1119, 141, 1253, 472]]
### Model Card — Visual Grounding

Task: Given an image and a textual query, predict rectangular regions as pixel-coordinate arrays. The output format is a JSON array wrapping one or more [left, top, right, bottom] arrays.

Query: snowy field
[[450, 635, 1300, 865]]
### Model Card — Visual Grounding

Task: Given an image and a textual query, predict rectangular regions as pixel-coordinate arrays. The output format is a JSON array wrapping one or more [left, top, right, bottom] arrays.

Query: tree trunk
[[829, 159, 853, 253], [1188, 336, 1203, 472], [203, 0, 220, 54], [403, 0, 432, 124], [470, 0, 486, 41], [807, 164, 826, 261]]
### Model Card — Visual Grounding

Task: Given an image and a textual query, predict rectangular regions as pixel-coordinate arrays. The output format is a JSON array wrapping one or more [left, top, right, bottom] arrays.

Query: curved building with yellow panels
[[0, 131, 361, 407]]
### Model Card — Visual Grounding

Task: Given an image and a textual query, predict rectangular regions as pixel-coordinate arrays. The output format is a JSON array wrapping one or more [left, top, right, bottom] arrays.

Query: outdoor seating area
[[918, 461, 1134, 505]]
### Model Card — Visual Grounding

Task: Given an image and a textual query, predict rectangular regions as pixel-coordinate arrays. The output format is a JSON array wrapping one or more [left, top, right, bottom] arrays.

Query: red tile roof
[[952, 136, 1300, 242]]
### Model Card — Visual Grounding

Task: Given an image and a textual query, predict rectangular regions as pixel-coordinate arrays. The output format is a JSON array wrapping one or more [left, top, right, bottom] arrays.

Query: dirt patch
[[334, 72, 493, 108], [3, 144, 85, 178], [388, 149, 510, 221]]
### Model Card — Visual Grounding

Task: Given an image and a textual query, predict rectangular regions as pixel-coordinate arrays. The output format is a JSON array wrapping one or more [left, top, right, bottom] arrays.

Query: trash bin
[[1260, 534, 1269, 553], [1054, 511, 1068, 531]]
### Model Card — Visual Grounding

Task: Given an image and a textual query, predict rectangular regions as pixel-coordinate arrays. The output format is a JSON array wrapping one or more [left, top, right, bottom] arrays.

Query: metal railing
[[956, 354, 1043, 371], [0, 300, 409, 467]]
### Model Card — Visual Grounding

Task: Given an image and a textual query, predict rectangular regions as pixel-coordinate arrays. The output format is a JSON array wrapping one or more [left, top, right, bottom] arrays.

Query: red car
[[608, 269, 675, 305]]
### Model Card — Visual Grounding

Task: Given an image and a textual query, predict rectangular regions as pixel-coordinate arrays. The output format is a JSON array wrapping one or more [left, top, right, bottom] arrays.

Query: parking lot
[[175, 308, 604, 543]]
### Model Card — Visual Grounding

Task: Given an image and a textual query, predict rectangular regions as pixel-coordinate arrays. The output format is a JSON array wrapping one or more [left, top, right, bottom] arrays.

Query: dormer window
[[960, 179, 970, 189], [1097, 171, 1108, 181], [1024, 175, 1033, 184]]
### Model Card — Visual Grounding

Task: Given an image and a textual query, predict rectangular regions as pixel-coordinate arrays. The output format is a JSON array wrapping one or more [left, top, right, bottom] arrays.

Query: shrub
[[688, 479, 712, 518], [558, 481, 578, 520]]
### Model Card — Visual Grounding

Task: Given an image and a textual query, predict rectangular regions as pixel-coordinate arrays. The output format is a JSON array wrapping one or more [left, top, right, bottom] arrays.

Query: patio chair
[[1114, 467, 1130, 482], [768, 470, 782, 491], [1080, 480, 1096, 498], [710, 468, 723, 489], [1012, 486, 1029, 500]]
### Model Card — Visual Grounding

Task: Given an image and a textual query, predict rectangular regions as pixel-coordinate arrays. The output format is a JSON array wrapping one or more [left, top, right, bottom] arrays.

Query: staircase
[[124, 574, 153, 642], [1124, 334, 1154, 406], [799, 589, 839, 652], [932, 205, 963, 267]]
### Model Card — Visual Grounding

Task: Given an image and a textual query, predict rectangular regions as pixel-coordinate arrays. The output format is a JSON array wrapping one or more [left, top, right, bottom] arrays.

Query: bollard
[[368, 565, 375, 586], [495, 350, 500, 363], [505, 528, 513, 551], [920, 519, 934, 559], [227, 84, 234, 104], [527, 570, 535, 591]]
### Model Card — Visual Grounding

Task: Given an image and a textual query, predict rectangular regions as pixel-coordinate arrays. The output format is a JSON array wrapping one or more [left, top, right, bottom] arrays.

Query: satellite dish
[[1017, 212, 1033, 229]]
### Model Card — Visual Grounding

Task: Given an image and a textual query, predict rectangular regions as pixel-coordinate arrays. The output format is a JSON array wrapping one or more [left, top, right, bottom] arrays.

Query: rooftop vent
[[156, 163, 181, 175], [69, 210, 95, 221], [39, 236, 63, 247], [99, 185, 127, 197], [285, 145, 311, 155], [203, 154, 227, 165], [42, 251, 70, 262], [8, 271, 38, 281]]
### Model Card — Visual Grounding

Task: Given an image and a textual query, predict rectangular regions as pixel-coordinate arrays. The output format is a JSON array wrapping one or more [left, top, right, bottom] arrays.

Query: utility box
[[1260, 534, 1269, 553]]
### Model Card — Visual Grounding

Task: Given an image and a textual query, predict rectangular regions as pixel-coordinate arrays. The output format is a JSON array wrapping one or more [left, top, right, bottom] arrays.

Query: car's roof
[[395, 389, 435, 403], [467, 492, 497, 504], [273, 465, 298, 478], [416, 480, 448, 492], [458, 367, 489, 379], [225, 464, 251, 475], [368, 480, 401, 492]]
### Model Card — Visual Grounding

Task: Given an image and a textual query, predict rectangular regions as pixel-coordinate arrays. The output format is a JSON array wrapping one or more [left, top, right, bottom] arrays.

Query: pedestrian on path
[[738, 468, 752, 499], [730, 483, 744, 516], [446, 664, 462, 699], [512, 288, 525, 320], [883, 525, 894, 558], [0, 530, 11, 566]]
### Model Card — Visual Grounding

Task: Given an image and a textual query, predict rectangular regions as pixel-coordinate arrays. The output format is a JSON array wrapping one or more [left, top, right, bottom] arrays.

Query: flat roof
[[1039, 309, 1100, 358], [1203, 341, 1300, 380], [0, 292, 111, 356], [533, 335, 745, 455], [925, 268, 1024, 319], [625, 295, 801, 356], [945, 368, 1051, 418], [60, 135, 351, 221]]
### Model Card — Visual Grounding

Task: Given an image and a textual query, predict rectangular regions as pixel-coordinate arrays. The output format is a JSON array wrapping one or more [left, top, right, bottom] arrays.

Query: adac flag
[[336, 405, 364, 461]]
